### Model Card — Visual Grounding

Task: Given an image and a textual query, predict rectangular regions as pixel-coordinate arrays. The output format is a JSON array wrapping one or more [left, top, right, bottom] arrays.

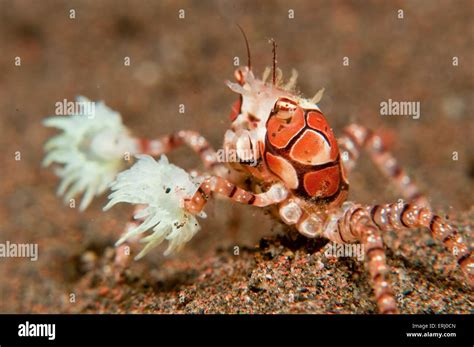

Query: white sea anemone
[[43, 96, 136, 211], [103, 155, 204, 259]]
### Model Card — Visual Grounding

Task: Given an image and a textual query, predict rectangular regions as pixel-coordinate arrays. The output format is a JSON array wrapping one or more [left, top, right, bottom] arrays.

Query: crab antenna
[[237, 24, 251, 70], [270, 38, 277, 85]]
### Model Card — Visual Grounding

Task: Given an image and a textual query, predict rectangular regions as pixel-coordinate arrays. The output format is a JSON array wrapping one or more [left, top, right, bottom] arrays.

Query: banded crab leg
[[338, 124, 429, 207], [134, 130, 228, 175], [277, 199, 473, 312], [325, 202, 473, 312], [184, 176, 288, 214], [367, 203, 473, 288], [336, 206, 398, 313], [275, 201, 398, 313]]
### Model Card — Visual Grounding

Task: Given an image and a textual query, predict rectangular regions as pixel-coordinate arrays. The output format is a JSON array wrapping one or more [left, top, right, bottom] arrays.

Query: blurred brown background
[[0, 0, 472, 313]]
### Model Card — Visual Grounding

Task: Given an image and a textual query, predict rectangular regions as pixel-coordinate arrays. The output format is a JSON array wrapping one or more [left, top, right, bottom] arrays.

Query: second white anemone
[[104, 155, 203, 259], [43, 96, 136, 211]]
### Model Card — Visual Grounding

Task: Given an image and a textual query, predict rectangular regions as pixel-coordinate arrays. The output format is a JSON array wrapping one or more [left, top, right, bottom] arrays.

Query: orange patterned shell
[[265, 102, 348, 204]]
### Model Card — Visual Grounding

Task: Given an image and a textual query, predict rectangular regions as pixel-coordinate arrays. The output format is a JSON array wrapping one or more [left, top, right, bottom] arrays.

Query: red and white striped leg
[[322, 201, 473, 311], [273, 199, 398, 313], [324, 204, 398, 313], [368, 203, 473, 288], [352, 209, 398, 314], [134, 130, 227, 175], [338, 124, 429, 207], [184, 176, 288, 214]]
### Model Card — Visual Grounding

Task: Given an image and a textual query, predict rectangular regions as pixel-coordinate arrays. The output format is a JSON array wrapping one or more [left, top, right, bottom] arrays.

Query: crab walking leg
[[338, 124, 429, 207], [368, 203, 474, 288], [351, 209, 398, 314], [280, 202, 398, 313], [134, 130, 227, 174], [319, 205, 398, 313], [184, 176, 288, 214]]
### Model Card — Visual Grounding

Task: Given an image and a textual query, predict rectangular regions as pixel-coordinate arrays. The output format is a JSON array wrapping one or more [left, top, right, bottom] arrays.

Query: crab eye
[[273, 98, 298, 120]]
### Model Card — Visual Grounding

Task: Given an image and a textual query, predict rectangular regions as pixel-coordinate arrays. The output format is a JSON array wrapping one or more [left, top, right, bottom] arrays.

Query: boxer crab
[[43, 40, 473, 314]]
